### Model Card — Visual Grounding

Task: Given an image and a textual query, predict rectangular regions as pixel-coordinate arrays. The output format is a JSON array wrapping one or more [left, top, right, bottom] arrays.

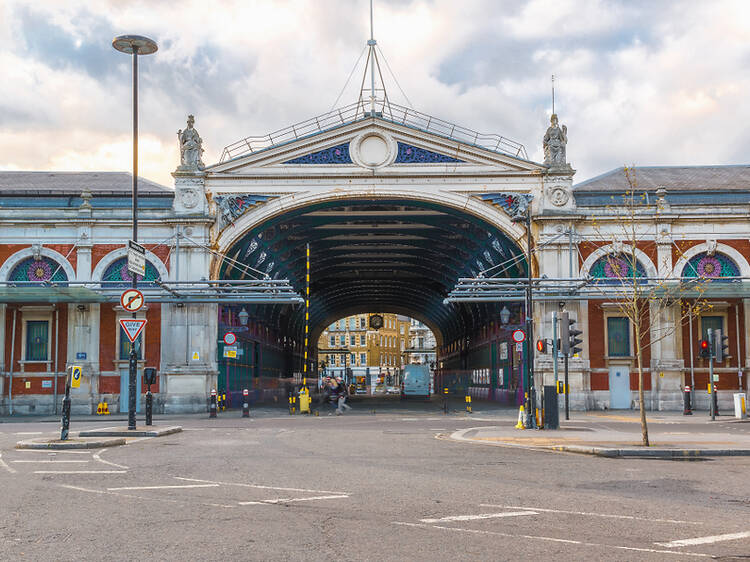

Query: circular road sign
[[223, 332, 237, 346], [512, 329, 526, 343], [120, 289, 145, 312]]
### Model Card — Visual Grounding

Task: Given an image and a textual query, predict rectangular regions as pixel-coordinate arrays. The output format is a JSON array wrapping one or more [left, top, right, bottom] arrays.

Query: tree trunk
[[636, 337, 649, 446]]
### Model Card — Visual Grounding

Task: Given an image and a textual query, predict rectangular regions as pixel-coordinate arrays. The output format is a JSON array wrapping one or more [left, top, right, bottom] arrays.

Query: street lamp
[[500, 306, 511, 325], [112, 34, 157, 431], [238, 307, 249, 326]]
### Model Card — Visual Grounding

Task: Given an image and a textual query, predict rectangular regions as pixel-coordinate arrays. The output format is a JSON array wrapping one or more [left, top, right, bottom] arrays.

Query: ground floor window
[[607, 317, 630, 357], [25, 320, 49, 361], [700, 315, 723, 340], [119, 326, 143, 360]]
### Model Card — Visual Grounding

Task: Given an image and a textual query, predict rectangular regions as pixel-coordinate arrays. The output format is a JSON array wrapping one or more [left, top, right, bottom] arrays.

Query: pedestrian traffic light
[[714, 329, 729, 363], [536, 339, 548, 353], [698, 339, 710, 358]]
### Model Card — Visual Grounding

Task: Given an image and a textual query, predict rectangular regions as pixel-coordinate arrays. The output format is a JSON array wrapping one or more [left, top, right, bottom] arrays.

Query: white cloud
[[1, 0, 750, 185]]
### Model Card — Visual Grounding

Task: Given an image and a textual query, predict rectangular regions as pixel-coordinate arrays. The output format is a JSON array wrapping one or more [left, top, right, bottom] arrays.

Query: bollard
[[242, 388, 250, 418], [145, 390, 153, 426], [683, 385, 692, 415], [465, 395, 472, 414], [209, 389, 217, 418], [443, 387, 449, 415]]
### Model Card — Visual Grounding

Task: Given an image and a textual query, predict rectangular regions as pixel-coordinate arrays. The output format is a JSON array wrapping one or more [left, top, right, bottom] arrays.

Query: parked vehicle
[[401, 365, 431, 398]]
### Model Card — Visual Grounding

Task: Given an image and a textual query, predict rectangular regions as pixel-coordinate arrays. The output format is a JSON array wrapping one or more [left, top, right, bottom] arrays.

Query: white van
[[401, 365, 431, 398]]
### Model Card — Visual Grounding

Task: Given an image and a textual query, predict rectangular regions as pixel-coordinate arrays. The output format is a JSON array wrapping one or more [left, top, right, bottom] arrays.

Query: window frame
[[606, 316, 631, 358]]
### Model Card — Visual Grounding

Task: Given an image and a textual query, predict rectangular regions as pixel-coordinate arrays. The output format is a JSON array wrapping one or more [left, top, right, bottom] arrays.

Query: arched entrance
[[211, 190, 533, 406]]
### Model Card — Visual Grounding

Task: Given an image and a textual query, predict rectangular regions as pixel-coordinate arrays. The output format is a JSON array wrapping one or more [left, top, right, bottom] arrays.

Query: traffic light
[[698, 339, 710, 358], [714, 329, 729, 363], [560, 312, 583, 356], [536, 339, 548, 353]]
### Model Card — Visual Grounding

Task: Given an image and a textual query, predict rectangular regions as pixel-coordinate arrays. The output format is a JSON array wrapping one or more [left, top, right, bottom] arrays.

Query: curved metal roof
[[219, 198, 526, 344]]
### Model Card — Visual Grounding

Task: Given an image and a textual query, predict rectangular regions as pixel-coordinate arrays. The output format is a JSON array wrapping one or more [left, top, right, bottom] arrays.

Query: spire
[[356, 0, 391, 116]]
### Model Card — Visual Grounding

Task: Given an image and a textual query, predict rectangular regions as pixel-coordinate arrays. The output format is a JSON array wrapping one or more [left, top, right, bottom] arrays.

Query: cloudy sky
[[1, 0, 748, 186]]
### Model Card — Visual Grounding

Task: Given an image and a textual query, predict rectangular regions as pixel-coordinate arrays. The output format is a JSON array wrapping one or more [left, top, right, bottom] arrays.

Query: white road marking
[[15, 432, 43, 435], [93, 449, 129, 469], [421, 511, 537, 523], [247, 494, 350, 505], [16, 449, 91, 454], [33, 470, 127, 474], [480, 504, 702, 525], [656, 531, 750, 548], [393, 522, 709, 557], [107, 484, 219, 491], [13, 460, 89, 463], [0, 452, 17, 474], [60, 484, 235, 509], [174, 476, 342, 495]]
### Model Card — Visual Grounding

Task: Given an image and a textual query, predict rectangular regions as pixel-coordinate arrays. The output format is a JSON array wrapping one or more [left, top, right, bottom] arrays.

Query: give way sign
[[119, 318, 147, 343]]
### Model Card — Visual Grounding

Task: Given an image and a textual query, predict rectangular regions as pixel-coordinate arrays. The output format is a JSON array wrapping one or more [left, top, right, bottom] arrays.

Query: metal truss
[[445, 276, 750, 303], [0, 279, 304, 305]]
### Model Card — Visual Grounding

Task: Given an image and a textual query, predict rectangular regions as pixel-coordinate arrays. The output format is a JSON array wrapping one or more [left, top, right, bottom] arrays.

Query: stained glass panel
[[682, 252, 739, 281], [589, 253, 646, 284], [9, 257, 68, 286], [102, 257, 160, 288]]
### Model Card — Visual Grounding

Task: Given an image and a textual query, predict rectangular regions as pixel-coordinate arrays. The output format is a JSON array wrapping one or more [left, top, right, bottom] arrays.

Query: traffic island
[[16, 436, 127, 450], [78, 425, 182, 438]]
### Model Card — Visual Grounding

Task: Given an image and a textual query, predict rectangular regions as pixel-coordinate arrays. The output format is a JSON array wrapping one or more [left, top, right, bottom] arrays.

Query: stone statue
[[177, 115, 205, 170], [543, 113, 568, 168]]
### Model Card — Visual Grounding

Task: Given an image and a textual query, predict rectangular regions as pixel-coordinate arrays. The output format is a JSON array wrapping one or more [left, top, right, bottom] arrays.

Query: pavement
[[450, 409, 750, 458]]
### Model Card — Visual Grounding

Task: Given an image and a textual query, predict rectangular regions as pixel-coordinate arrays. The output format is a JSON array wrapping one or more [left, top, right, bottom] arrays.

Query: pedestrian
[[321, 377, 341, 415], [336, 376, 352, 414]]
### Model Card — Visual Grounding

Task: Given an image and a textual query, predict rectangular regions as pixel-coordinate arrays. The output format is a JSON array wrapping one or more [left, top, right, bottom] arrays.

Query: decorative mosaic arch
[[681, 252, 739, 280], [8, 256, 68, 285], [589, 253, 647, 283], [101, 257, 161, 288]]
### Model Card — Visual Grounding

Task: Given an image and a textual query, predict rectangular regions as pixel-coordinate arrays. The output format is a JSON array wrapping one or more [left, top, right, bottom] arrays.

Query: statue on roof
[[543, 113, 568, 168], [177, 115, 205, 170]]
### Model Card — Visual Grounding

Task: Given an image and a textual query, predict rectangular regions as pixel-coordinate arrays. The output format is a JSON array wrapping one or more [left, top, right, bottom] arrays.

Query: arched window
[[681, 252, 739, 281], [589, 253, 646, 284], [9, 257, 68, 286], [102, 257, 160, 288]]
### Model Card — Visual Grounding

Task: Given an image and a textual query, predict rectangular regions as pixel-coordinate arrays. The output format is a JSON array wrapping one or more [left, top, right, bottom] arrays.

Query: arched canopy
[[217, 197, 527, 344]]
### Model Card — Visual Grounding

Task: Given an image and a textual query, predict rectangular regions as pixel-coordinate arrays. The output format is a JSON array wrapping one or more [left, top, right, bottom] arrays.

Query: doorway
[[608, 366, 631, 409]]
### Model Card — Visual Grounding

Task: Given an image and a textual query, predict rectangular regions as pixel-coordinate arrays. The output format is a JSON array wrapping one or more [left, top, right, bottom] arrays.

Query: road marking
[[93, 449, 129, 469], [0, 452, 17, 474], [656, 531, 750, 548], [13, 460, 89, 463], [107, 484, 220, 491], [420, 511, 537, 523], [15, 432, 43, 435], [17, 449, 91, 454], [246, 494, 350, 505], [174, 476, 342, 495], [480, 504, 702, 525], [33, 470, 127, 474], [393, 522, 709, 557], [60, 485, 235, 509]]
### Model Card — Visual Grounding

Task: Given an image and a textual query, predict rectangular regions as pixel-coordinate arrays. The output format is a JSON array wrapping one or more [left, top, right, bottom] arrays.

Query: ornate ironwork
[[589, 254, 646, 284], [395, 142, 463, 163], [682, 252, 739, 280], [9, 257, 68, 285], [103, 257, 160, 287], [479, 193, 533, 219], [282, 143, 352, 164], [215, 195, 273, 230]]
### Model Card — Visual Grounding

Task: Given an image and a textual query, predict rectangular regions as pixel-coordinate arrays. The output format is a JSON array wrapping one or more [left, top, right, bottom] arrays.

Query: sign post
[[60, 365, 81, 440]]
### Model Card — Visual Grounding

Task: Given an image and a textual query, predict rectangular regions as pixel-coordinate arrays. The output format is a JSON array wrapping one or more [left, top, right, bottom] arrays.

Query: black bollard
[[683, 385, 692, 415], [209, 389, 217, 418], [242, 388, 250, 418], [60, 382, 71, 440], [144, 367, 156, 426]]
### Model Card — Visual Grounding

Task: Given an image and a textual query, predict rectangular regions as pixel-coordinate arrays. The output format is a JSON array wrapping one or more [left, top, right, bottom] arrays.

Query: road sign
[[192, 351, 200, 361], [223, 332, 237, 346], [223, 346, 238, 358], [70, 365, 83, 388], [120, 288, 145, 312], [127, 240, 146, 277], [512, 329, 526, 343], [119, 318, 147, 343]]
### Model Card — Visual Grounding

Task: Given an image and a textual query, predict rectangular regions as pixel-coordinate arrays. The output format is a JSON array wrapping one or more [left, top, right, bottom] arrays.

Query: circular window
[[350, 132, 396, 169]]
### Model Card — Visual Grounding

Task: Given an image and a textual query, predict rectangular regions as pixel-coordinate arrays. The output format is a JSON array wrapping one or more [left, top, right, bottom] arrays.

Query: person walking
[[336, 376, 352, 414]]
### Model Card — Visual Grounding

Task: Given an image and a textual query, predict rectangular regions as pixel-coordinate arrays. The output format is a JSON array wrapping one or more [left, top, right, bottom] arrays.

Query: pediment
[[206, 118, 544, 177]]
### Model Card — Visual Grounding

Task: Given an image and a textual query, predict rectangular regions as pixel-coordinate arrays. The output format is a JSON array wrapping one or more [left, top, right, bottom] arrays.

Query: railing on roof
[[219, 99, 528, 163]]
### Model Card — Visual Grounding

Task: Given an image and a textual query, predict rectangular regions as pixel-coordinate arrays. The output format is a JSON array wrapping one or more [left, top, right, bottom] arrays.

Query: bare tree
[[582, 167, 710, 446]]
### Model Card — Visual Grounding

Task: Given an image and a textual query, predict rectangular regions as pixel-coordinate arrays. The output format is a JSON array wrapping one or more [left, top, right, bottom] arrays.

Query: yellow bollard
[[102, 401, 110, 415], [465, 395, 472, 414], [96, 402, 103, 415]]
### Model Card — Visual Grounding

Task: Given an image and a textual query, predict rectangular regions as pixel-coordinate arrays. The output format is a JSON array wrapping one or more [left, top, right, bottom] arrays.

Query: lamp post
[[112, 35, 157, 431], [513, 208, 536, 429]]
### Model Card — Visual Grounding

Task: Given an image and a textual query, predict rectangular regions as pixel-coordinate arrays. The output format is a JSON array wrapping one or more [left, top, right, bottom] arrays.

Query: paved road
[[1, 404, 750, 560]]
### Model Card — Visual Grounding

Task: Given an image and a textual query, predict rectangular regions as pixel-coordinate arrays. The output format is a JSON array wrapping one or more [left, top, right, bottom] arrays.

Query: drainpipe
[[688, 306, 695, 406], [54, 306, 60, 415], [736, 304, 743, 392], [8, 308, 17, 415]]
